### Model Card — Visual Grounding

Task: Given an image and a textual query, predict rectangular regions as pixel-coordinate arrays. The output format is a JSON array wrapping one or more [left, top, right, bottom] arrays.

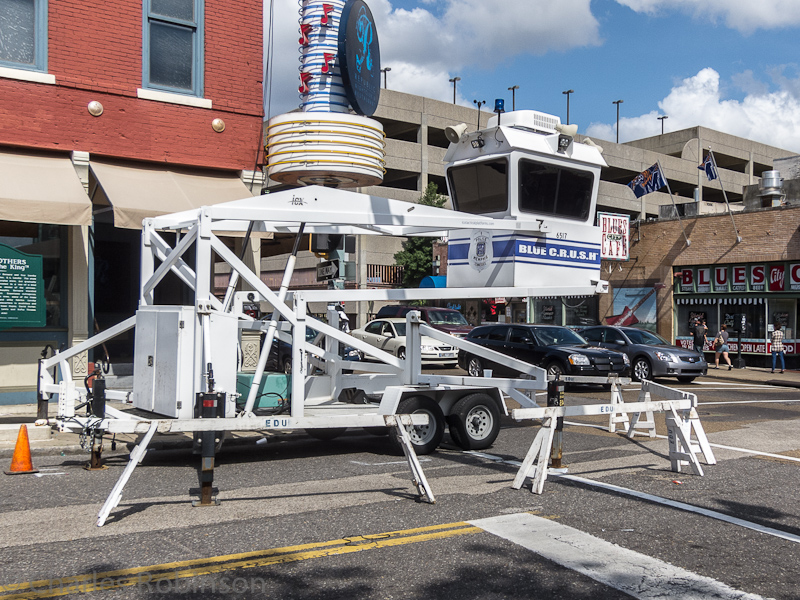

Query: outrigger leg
[[97, 421, 159, 527], [387, 414, 436, 504]]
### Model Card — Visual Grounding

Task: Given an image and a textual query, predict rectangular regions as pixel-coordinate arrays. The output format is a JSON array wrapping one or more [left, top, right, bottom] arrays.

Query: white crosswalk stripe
[[471, 513, 771, 600]]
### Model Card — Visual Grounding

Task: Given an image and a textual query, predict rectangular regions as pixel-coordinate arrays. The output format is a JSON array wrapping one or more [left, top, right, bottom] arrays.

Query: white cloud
[[585, 68, 800, 153], [264, 0, 602, 115], [616, 0, 800, 34], [375, 0, 601, 71]]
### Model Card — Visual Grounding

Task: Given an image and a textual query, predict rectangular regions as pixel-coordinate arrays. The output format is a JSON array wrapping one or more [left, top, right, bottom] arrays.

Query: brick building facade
[[0, 0, 263, 404], [602, 204, 800, 367]]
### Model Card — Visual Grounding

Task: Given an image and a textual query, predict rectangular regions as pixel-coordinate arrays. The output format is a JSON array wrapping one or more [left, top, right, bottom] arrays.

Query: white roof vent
[[487, 110, 561, 134]]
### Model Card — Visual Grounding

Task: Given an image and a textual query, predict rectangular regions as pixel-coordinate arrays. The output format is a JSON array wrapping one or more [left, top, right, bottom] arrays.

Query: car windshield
[[533, 326, 588, 346], [428, 310, 469, 326], [624, 329, 669, 345], [392, 323, 406, 336]]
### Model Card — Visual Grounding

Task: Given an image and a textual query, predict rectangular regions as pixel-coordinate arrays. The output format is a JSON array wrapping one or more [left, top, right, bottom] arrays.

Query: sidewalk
[[701, 363, 800, 388], [3, 366, 799, 458]]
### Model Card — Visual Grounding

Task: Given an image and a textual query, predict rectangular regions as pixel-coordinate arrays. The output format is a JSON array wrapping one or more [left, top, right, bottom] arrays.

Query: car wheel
[[632, 358, 652, 382], [546, 361, 566, 379], [677, 376, 696, 383], [305, 428, 347, 441], [467, 356, 483, 377], [398, 347, 406, 360], [389, 396, 445, 455], [282, 357, 292, 374], [446, 393, 501, 450]]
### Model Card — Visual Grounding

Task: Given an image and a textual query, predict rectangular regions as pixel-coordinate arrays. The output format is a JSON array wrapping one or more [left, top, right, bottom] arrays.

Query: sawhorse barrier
[[511, 380, 716, 494]]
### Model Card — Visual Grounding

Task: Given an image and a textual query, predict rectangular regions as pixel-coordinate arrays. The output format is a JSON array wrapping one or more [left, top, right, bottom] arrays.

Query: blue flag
[[698, 154, 718, 181], [628, 163, 667, 198]]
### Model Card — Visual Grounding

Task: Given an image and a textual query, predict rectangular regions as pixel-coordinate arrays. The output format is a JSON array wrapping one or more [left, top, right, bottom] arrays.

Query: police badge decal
[[469, 230, 493, 272]]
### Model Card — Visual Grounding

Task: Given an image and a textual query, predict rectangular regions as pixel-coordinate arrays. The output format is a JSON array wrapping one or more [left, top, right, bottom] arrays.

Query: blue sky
[[265, 0, 800, 153]]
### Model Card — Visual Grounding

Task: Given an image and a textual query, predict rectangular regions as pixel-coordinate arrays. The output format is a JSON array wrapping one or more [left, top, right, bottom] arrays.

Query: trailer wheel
[[446, 393, 501, 450], [305, 428, 347, 441], [389, 396, 445, 455]]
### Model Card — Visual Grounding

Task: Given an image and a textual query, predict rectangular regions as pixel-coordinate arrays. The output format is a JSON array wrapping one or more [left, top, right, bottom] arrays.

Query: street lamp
[[449, 76, 460, 104], [658, 114, 668, 135], [612, 99, 624, 143], [562, 89, 574, 125], [380, 67, 391, 89], [473, 99, 486, 129], [508, 85, 519, 111]]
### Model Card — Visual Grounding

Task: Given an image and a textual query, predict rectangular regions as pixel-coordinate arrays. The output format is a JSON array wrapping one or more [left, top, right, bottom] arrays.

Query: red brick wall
[[602, 206, 800, 339], [0, 0, 263, 170]]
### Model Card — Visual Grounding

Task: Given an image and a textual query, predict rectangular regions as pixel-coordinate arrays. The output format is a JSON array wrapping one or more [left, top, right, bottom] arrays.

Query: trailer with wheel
[[38, 109, 613, 522]]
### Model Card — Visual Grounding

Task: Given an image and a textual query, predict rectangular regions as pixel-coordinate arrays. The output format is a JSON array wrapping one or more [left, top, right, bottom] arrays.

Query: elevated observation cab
[[442, 110, 608, 290]]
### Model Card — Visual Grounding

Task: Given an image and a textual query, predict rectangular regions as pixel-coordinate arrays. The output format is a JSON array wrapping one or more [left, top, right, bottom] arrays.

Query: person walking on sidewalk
[[692, 318, 708, 355], [771, 321, 785, 374], [713, 324, 733, 370]]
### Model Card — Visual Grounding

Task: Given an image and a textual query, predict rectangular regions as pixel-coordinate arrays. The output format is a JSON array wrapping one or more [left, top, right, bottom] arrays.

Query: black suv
[[375, 306, 473, 337], [458, 324, 630, 379]]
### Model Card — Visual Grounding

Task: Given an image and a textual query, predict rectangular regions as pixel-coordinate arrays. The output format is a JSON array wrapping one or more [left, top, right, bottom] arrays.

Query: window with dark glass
[[144, 0, 203, 96], [447, 159, 508, 214], [509, 327, 533, 344], [0, 0, 47, 72], [518, 159, 594, 221]]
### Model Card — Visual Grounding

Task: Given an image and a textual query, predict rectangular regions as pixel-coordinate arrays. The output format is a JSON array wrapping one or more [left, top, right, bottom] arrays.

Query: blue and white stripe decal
[[449, 235, 601, 271]]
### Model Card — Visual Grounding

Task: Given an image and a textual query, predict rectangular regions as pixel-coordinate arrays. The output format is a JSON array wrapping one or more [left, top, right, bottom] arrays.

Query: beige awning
[[0, 150, 92, 226], [90, 161, 256, 229]]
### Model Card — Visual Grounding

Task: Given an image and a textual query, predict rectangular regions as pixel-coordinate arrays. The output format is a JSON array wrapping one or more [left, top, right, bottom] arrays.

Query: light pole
[[380, 67, 391, 89], [562, 89, 574, 125], [612, 99, 623, 143], [508, 85, 519, 111], [449, 76, 460, 104], [473, 99, 486, 129], [658, 114, 668, 135]]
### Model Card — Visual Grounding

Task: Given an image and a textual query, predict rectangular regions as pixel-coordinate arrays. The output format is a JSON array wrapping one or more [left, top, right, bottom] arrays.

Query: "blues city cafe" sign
[[675, 263, 800, 294]]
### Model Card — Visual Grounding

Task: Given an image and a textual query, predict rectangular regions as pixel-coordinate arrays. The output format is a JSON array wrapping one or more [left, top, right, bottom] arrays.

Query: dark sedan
[[578, 325, 707, 383], [458, 324, 630, 380]]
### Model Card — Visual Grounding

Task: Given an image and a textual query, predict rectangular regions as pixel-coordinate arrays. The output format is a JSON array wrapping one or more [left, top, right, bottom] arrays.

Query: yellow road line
[[0, 522, 481, 599]]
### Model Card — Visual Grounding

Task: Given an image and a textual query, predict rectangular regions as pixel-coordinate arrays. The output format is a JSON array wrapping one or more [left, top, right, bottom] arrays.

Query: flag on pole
[[698, 154, 718, 181], [627, 163, 667, 198]]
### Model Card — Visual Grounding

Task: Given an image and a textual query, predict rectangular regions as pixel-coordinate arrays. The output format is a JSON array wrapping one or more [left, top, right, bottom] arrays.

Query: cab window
[[519, 159, 594, 221], [447, 159, 508, 214]]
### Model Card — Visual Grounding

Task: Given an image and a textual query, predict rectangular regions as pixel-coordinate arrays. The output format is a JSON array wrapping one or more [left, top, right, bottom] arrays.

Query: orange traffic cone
[[5, 424, 39, 475]]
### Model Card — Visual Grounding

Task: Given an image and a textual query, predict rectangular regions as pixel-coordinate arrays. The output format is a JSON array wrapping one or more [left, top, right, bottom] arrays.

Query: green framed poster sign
[[0, 244, 45, 329]]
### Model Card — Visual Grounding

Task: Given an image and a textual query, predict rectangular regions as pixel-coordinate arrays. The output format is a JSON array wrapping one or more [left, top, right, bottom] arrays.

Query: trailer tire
[[389, 396, 445, 455], [305, 428, 347, 441], [446, 393, 501, 450]]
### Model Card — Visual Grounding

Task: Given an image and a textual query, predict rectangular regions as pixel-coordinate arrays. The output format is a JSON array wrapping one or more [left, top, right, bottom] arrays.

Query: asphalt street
[[1, 371, 799, 599]]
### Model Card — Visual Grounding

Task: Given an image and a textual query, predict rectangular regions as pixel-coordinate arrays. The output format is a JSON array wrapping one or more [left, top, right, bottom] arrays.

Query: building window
[[0, 223, 64, 328], [143, 0, 203, 96], [0, 0, 47, 72]]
